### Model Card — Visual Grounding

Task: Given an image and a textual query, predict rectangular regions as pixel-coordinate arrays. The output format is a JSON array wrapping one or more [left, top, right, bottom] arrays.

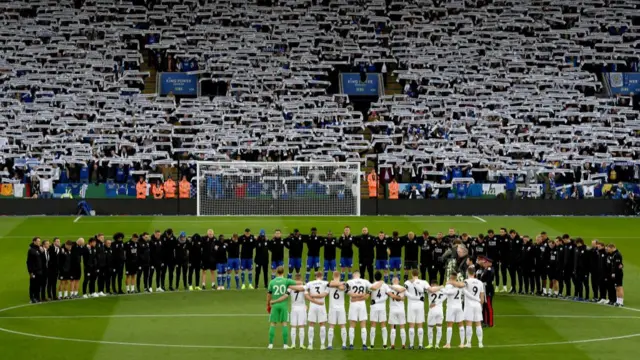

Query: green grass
[[0, 216, 639, 360]]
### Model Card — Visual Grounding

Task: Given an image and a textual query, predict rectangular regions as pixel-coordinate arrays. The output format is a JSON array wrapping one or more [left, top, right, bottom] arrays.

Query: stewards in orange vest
[[367, 170, 378, 198], [152, 180, 164, 199], [179, 176, 191, 199], [164, 177, 176, 198], [388, 179, 399, 200], [136, 177, 147, 199]]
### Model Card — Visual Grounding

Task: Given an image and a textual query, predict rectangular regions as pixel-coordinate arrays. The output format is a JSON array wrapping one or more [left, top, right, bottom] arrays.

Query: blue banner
[[606, 72, 640, 95], [341, 73, 381, 96], [158, 72, 198, 96]]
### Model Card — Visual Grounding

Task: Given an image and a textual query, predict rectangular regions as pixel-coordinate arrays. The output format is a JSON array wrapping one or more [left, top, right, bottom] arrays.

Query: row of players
[[266, 266, 486, 350], [26, 227, 624, 307]]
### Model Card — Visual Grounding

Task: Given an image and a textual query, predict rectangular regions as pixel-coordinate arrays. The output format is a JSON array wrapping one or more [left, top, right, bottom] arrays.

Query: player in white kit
[[388, 277, 407, 349], [426, 280, 446, 349], [305, 271, 329, 350], [327, 271, 348, 350], [288, 274, 307, 349], [450, 266, 485, 348], [442, 272, 465, 349], [346, 271, 372, 350], [403, 269, 441, 349], [368, 271, 395, 349]]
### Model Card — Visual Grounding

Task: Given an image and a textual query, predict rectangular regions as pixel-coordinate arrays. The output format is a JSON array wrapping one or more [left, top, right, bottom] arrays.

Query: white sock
[[436, 327, 442, 347], [349, 327, 355, 346], [58, 291, 62, 298], [291, 328, 297, 347], [409, 328, 415, 347], [476, 326, 483, 345], [459, 326, 465, 345], [320, 326, 326, 348], [341, 328, 347, 347], [308, 326, 315, 347], [299, 328, 305, 348], [370, 327, 376, 347], [618, 297, 624, 305], [390, 328, 396, 347], [211, 282, 215, 288], [361, 328, 367, 347], [543, 288, 547, 294], [381, 327, 388, 346], [427, 327, 433, 346], [64, 291, 68, 297], [446, 327, 452, 345], [328, 328, 334, 347], [418, 328, 424, 347], [400, 328, 406, 346], [465, 326, 472, 345]]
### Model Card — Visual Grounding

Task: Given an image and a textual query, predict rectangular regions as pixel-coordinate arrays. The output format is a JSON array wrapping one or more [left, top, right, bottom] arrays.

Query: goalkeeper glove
[[267, 304, 272, 314]]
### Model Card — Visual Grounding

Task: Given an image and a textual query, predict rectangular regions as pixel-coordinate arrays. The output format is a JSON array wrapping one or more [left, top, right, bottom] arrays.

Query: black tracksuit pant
[[189, 263, 201, 286], [29, 273, 42, 301], [509, 263, 523, 292], [175, 263, 188, 290], [574, 272, 589, 299], [47, 271, 57, 299], [163, 263, 175, 289], [498, 261, 509, 287], [114, 262, 124, 292], [563, 270, 573, 296], [137, 265, 150, 291], [255, 263, 269, 289], [359, 260, 374, 282], [591, 272, 600, 299], [83, 269, 96, 294], [150, 263, 163, 289], [522, 267, 534, 293]]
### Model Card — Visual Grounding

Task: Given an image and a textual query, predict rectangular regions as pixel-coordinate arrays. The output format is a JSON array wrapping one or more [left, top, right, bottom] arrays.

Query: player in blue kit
[[305, 227, 324, 282], [374, 231, 390, 283], [214, 235, 228, 290], [388, 231, 405, 280], [226, 233, 242, 289], [338, 226, 354, 281], [323, 232, 338, 280], [239, 228, 256, 290]]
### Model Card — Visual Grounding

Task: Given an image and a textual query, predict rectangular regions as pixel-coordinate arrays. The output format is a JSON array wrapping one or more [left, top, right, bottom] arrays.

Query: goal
[[196, 162, 361, 216]]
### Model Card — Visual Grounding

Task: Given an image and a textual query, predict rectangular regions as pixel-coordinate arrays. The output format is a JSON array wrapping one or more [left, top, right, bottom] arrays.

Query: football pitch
[[1, 215, 639, 360]]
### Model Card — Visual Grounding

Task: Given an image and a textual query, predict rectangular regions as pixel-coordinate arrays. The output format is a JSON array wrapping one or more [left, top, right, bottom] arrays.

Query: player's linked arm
[[304, 292, 323, 305], [271, 293, 290, 305], [328, 281, 345, 289], [370, 281, 383, 290], [427, 285, 443, 293], [447, 280, 465, 289]]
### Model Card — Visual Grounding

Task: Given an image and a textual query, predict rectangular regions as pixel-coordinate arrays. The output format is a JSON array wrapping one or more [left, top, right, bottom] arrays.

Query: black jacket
[[113, 240, 125, 263], [49, 246, 61, 274], [268, 237, 285, 262], [189, 235, 202, 263], [124, 241, 139, 265], [403, 235, 422, 262], [104, 246, 114, 269], [355, 234, 375, 262], [374, 237, 389, 260], [305, 234, 323, 257], [522, 242, 536, 269], [202, 236, 215, 264], [150, 236, 163, 265], [162, 233, 177, 264], [82, 246, 97, 271], [285, 234, 304, 258], [95, 241, 107, 268], [323, 236, 337, 260], [574, 245, 589, 274], [138, 239, 151, 266], [338, 234, 354, 259], [509, 235, 523, 263], [388, 237, 405, 258], [254, 236, 269, 265], [58, 248, 72, 274], [563, 241, 576, 271], [175, 240, 190, 264], [240, 234, 256, 259]]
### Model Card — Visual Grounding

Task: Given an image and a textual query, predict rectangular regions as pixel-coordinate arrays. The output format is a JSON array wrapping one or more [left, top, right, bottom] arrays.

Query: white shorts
[[348, 303, 368, 322], [328, 308, 347, 325], [370, 306, 387, 323], [290, 307, 307, 326], [407, 303, 425, 324], [388, 310, 406, 326], [427, 308, 444, 326], [308, 304, 328, 323], [446, 307, 463, 323], [463, 302, 483, 322]]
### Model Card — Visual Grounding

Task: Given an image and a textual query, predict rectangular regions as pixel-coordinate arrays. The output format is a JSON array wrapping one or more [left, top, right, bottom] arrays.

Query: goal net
[[196, 162, 361, 216]]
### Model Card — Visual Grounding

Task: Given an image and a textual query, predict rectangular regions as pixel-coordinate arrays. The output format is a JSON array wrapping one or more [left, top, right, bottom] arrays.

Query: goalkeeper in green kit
[[267, 265, 305, 349]]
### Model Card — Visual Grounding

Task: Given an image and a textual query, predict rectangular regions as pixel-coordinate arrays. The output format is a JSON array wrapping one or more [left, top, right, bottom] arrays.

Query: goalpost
[[195, 162, 361, 216]]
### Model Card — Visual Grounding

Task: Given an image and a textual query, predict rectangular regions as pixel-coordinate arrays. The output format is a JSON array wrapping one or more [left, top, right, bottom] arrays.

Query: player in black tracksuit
[[95, 235, 107, 295], [27, 238, 43, 303], [338, 228, 355, 281], [547, 240, 560, 297], [47, 239, 61, 300], [254, 231, 269, 289], [124, 235, 140, 293], [573, 238, 590, 300], [402, 232, 421, 281], [508, 230, 523, 294], [188, 234, 202, 290], [304, 227, 323, 283], [497, 228, 510, 292], [471, 235, 487, 258], [103, 240, 114, 294], [534, 236, 548, 295], [82, 238, 98, 296], [322, 232, 338, 280], [70, 240, 84, 297], [149, 231, 164, 291], [521, 236, 536, 294], [419, 234, 437, 283], [479, 257, 495, 327], [485, 230, 500, 287], [356, 229, 376, 282], [561, 235, 576, 297], [112, 232, 126, 294], [374, 232, 390, 283], [137, 233, 152, 292], [239, 229, 256, 288], [162, 229, 177, 291], [555, 237, 566, 296], [58, 241, 73, 299], [174, 233, 190, 290], [433, 237, 446, 284], [201, 231, 216, 289], [590, 241, 604, 301], [387, 231, 405, 280]]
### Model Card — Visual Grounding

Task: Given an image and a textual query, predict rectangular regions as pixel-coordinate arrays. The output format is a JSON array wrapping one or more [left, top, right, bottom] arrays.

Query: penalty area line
[[73, 216, 82, 223], [473, 216, 487, 223]]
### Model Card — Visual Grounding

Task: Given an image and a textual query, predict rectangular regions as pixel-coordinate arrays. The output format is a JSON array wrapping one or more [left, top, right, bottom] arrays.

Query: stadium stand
[[0, 0, 639, 201]]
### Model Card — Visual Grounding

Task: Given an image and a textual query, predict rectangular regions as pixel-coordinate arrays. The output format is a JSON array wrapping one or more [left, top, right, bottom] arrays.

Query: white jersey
[[389, 287, 406, 311], [427, 289, 446, 312], [328, 284, 346, 309], [442, 284, 463, 309], [289, 289, 306, 309], [463, 278, 485, 304], [404, 279, 429, 304], [346, 278, 372, 304], [305, 280, 329, 305], [370, 282, 391, 308]]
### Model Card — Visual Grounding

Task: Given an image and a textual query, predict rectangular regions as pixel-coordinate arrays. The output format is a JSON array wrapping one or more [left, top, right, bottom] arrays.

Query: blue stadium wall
[[0, 199, 627, 216]]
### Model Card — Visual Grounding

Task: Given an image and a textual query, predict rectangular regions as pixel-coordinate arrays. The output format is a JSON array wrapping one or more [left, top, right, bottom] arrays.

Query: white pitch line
[[73, 216, 82, 223], [473, 216, 487, 223], [0, 326, 638, 350]]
